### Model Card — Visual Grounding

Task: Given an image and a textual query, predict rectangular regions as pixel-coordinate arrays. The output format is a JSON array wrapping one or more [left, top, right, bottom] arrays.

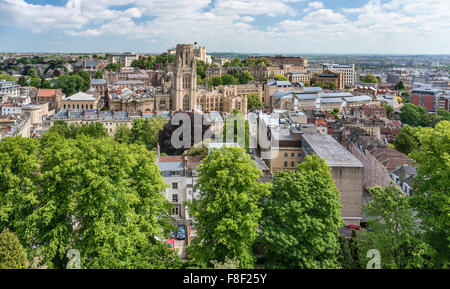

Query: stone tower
[[171, 44, 197, 111]]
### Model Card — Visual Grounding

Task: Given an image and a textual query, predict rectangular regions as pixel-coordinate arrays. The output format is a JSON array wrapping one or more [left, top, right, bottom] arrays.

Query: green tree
[[273, 74, 288, 81], [95, 70, 104, 79], [0, 135, 181, 269], [211, 76, 223, 86], [362, 73, 378, 84], [328, 82, 337, 90], [399, 103, 432, 127], [40, 78, 51, 89], [29, 77, 41, 88], [359, 186, 434, 269], [77, 70, 91, 91], [131, 117, 166, 150], [221, 73, 239, 85], [381, 103, 394, 119], [188, 148, 271, 268], [17, 76, 28, 86], [105, 63, 121, 71], [27, 67, 38, 78], [114, 124, 132, 144], [49, 121, 108, 139], [247, 92, 262, 110], [410, 121, 450, 268], [394, 130, 418, 155], [238, 70, 253, 84], [0, 229, 28, 269], [337, 234, 356, 269], [261, 155, 344, 269], [0, 74, 18, 81], [396, 81, 405, 90], [196, 60, 210, 80]]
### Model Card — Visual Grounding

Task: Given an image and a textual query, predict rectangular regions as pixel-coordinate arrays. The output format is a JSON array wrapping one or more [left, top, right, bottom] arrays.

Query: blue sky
[[0, 0, 449, 54]]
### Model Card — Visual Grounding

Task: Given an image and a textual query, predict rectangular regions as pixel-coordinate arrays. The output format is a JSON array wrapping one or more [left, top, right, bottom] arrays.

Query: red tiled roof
[[37, 89, 57, 97]]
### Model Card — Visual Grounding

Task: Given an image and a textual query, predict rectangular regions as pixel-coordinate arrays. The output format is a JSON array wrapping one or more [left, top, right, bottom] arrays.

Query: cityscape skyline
[[1, 0, 450, 54]]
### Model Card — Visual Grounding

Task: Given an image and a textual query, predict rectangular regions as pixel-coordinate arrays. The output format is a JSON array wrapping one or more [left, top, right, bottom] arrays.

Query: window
[[291, 162, 295, 168], [291, 153, 295, 158], [172, 171, 180, 176], [284, 161, 288, 168], [284, 153, 288, 157], [172, 194, 178, 203], [171, 207, 179, 216], [298, 153, 302, 158], [172, 183, 178, 189]]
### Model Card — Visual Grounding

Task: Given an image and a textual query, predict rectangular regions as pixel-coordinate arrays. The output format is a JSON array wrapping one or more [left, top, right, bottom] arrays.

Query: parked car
[[347, 225, 362, 231], [177, 225, 186, 240], [167, 239, 175, 250]]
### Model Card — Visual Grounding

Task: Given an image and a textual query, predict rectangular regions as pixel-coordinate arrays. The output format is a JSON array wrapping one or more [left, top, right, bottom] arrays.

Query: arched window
[[183, 94, 190, 111], [183, 74, 191, 89]]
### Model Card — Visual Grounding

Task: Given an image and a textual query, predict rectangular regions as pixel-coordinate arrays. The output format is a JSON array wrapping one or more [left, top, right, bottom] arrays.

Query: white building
[[0, 80, 20, 101], [1, 104, 22, 116], [323, 63, 356, 87]]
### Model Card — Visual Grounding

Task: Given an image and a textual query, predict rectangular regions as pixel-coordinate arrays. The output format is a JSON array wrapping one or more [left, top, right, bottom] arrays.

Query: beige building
[[164, 44, 251, 114], [108, 87, 155, 112], [61, 92, 100, 110]]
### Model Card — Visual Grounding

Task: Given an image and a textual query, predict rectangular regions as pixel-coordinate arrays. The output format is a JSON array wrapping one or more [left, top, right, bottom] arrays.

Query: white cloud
[[0, 0, 449, 54], [303, 1, 324, 12]]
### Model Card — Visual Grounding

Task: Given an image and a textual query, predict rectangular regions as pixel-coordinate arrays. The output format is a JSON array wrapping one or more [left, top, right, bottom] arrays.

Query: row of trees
[[222, 57, 272, 68], [131, 54, 175, 70], [197, 68, 254, 87], [186, 151, 348, 268], [114, 117, 167, 150], [1, 119, 447, 268], [187, 122, 449, 269], [19, 70, 91, 96]]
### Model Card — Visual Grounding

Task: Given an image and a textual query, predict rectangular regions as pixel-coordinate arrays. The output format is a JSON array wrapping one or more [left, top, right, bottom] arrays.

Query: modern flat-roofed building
[[301, 134, 364, 226], [411, 84, 443, 112], [323, 63, 356, 87]]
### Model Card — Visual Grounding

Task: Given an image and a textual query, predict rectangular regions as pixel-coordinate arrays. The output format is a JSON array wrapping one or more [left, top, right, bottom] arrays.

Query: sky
[[0, 0, 449, 54]]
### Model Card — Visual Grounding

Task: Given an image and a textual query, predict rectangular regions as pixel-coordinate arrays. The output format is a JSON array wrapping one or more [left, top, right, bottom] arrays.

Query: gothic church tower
[[171, 44, 197, 111]]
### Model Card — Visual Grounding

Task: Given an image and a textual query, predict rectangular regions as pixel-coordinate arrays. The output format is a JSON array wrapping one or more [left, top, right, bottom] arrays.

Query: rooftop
[[37, 89, 58, 97], [64, 92, 97, 101], [302, 134, 363, 168]]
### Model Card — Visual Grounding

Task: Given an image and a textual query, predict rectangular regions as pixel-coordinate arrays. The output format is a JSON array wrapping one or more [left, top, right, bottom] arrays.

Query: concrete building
[[323, 64, 356, 87], [301, 134, 364, 225]]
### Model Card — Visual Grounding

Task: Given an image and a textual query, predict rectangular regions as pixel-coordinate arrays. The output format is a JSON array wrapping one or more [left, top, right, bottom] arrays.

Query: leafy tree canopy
[[188, 148, 271, 268], [261, 155, 344, 269]]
